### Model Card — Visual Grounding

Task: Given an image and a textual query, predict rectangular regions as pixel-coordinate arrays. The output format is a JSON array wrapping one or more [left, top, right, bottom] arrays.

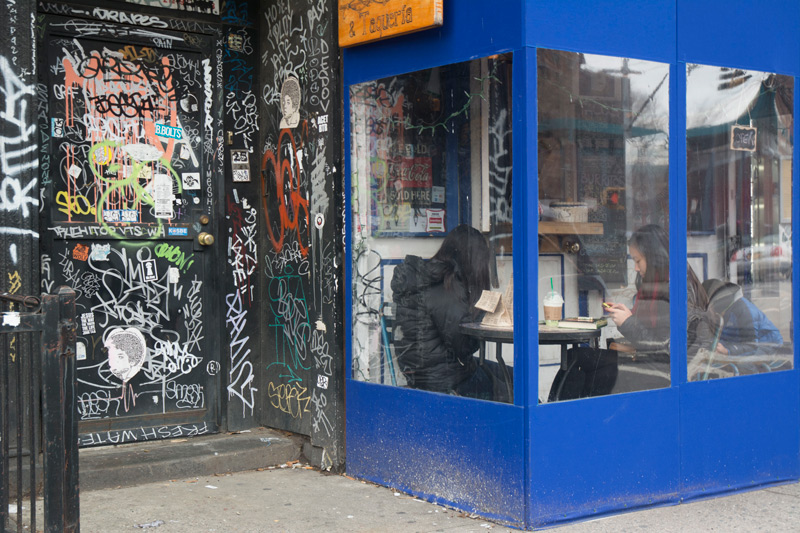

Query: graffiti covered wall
[[37, 5, 226, 445], [0, 0, 38, 303], [3, 0, 346, 462], [259, 0, 344, 469], [221, 1, 262, 430], [123, 0, 219, 15]]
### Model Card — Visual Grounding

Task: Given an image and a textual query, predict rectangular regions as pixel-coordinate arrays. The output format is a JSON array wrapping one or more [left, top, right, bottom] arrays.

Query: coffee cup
[[543, 290, 564, 326]]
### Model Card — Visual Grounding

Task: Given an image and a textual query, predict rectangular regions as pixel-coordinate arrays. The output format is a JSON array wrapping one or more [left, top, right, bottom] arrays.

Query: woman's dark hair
[[281, 77, 301, 109], [628, 224, 708, 310], [432, 224, 493, 306], [629, 224, 670, 297]]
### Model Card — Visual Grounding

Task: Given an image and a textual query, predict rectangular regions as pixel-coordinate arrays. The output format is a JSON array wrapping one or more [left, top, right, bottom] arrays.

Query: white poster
[[153, 173, 174, 219]]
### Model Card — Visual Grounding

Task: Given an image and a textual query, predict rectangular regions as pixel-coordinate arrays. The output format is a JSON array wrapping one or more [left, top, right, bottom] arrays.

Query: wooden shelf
[[538, 221, 603, 235]]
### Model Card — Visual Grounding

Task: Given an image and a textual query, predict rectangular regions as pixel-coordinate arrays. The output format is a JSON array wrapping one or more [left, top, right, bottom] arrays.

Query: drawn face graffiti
[[282, 94, 294, 117], [105, 327, 147, 384], [279, 77, 301, 129]]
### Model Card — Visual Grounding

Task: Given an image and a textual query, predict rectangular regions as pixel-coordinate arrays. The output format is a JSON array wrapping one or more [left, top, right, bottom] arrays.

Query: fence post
[[41, 287, 78, 533], [59, 286, 78, 532]]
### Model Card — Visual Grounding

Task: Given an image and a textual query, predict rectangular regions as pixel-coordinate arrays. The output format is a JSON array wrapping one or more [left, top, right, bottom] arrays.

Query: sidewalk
[[77, 467, 800, 532], [11, 428, 800, 532]]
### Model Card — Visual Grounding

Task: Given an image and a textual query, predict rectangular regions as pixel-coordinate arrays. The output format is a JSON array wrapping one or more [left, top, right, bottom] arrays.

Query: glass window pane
[[686, 64, 793, 380], [537, 49, 670, 402], [349, 54, 514, 403]]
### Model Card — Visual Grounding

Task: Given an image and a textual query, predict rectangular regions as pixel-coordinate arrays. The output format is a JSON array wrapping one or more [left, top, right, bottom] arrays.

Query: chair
[[687, 292, 793, 380], [380, 303, 398, 386], [688, 344, 793, 380]]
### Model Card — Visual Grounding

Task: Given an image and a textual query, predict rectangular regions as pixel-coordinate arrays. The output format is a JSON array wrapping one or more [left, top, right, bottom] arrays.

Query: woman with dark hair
[[550, 224, 713, 401], [605, 224, 708, 351], [391, 224, 510, 402]]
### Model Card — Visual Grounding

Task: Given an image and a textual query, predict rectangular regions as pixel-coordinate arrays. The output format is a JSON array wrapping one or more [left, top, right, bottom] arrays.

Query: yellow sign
[[339, 1, 443, 48]]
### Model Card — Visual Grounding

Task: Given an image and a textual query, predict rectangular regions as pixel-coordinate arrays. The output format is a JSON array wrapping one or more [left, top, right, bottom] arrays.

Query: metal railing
[[1, 287, 79, 533]]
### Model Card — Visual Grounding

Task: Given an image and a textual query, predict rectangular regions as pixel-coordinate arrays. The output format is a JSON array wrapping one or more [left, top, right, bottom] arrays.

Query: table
[[538, 325, 602, 371], [459, 323, 604, 401], [459, 323, 514, 401]]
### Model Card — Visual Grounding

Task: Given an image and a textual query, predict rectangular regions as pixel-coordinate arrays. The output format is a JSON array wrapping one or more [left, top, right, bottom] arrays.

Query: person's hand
[[603, 302, 632, 326], [715, 342, 729, 355]]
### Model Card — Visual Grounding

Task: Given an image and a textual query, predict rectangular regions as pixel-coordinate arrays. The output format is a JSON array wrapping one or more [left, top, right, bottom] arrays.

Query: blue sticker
[[51, 118, 64, 138], [167, 227, 189, 236], [155, 123, 184, 140]]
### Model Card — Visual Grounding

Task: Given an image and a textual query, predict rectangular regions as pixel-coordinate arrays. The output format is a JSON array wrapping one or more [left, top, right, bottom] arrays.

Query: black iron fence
[[1, 287, 78, 533]]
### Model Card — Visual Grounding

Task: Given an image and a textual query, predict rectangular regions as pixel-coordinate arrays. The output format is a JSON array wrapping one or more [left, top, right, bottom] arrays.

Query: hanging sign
[[339, 0, 443, 48], [731, 125, 757, 152]]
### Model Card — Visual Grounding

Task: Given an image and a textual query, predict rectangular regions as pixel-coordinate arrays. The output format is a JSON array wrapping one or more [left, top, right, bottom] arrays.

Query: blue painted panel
[[678, 0, 800, 74], [345, 1, 800, 529], [672, 62, 688, 385], [346, 381, 526, 526], [794, 60, 800, 370], [515, 47, 537, 410], [343, 0, 523, 85], [681, 373, 800, 498], [530, 389, 680, 527], [526, 0, 675, 62]]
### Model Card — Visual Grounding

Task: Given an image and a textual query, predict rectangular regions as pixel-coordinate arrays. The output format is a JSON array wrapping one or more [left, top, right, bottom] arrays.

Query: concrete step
[[78, 427, 304, 492]]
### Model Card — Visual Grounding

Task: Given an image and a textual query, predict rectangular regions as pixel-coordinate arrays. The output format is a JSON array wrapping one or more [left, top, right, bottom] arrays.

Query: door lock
[[197, 232, 215, 246]]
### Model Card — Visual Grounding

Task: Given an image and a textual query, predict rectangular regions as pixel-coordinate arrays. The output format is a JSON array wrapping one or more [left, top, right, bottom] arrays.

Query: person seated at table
[[692, 278, 790, 378], [549, 224, 715, 401], [391, 224, 511, 402], [702, 278, 783, 357]]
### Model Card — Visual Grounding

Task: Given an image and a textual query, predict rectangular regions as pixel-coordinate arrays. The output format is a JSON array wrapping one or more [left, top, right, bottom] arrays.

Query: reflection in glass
[[686, 64, 793, 380], [537, 49, 671, 402], [349, 54, 514, 403]]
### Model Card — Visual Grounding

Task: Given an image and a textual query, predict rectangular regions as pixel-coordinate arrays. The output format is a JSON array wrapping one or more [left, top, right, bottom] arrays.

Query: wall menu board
[[578, 207, 628, 290], [575, 71, 628, 289]]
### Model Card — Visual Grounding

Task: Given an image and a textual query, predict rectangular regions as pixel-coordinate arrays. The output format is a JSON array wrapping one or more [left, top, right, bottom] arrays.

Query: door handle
[[197, 232, 215, 246]]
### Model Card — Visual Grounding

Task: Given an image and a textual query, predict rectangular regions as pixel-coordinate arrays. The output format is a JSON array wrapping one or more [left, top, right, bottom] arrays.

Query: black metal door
[[39, 16, 223, 445]]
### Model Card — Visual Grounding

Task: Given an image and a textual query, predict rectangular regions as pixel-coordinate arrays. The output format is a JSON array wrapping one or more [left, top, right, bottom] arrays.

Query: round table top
[[459, 322, 513, 341], [538, 324, 601, 343], [460, 322, 602, 343]]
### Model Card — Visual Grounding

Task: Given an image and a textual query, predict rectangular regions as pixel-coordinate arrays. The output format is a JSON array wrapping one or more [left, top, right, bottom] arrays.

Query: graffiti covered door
[[40, 17, 224, 445]]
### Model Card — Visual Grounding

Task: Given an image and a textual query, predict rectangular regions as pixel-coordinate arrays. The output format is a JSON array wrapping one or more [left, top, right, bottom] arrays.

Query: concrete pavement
[[10, 428, 800, 531], [77, 468, 800, 532]]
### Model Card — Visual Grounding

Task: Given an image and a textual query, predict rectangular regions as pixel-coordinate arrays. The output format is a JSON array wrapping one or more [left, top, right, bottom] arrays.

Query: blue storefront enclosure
[[344, 1, 800, 529]]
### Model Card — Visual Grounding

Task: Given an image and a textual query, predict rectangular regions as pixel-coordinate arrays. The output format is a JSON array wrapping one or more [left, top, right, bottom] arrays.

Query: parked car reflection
[[732, 233, 792, 281]]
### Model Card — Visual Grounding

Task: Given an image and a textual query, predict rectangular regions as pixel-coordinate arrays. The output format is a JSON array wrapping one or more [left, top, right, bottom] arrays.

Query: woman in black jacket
[[391, 224, 510, 402], [550, 224, 711, 400]]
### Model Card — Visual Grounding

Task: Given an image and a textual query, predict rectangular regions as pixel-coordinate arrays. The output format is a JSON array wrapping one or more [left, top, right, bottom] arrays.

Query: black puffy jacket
[[390, 255, 479, 392]]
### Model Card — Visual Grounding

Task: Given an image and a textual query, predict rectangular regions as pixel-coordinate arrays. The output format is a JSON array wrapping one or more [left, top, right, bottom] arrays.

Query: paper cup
[[544, 304, 562, 326]]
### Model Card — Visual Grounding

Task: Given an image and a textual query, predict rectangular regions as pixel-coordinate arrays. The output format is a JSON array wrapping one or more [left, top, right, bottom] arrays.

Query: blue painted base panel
[[530, 388, 681, 528], [681, 370, 800, 499], [346, 381, 526, 527]]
